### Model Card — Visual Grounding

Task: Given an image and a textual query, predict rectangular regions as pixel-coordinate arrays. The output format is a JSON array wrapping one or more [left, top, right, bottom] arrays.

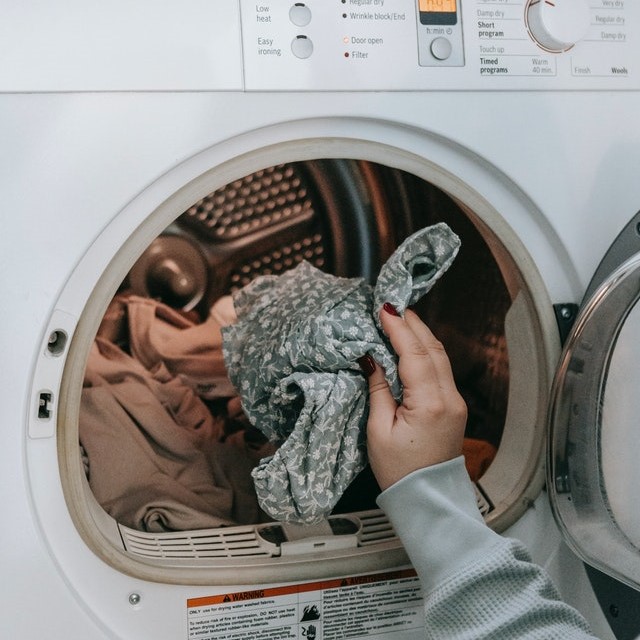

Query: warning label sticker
[[187, 569, 423, 639]]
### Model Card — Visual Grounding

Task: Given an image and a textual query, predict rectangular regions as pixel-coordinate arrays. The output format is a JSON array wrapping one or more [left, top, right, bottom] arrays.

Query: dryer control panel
[[240, 0, 639, 90], [0, 0, 637, 91]]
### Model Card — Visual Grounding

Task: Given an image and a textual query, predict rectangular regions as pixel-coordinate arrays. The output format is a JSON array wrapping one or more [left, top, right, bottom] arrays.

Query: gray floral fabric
[[222, 223, 461, 524]]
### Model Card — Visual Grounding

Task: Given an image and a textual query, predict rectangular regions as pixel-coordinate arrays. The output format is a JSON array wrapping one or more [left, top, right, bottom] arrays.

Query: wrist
[[376, 456, 500, 594]]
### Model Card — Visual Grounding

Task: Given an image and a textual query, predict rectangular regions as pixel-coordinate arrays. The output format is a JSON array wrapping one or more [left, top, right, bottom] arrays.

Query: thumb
[[359, 355, 397, 431]]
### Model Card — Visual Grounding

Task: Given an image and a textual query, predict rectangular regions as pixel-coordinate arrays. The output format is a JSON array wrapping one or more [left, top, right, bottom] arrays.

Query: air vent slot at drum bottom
[[119, 487, 492, 564]]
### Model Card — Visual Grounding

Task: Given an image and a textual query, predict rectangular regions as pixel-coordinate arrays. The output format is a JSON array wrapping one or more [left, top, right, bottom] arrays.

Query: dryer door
[[548, 211, 640, 591]]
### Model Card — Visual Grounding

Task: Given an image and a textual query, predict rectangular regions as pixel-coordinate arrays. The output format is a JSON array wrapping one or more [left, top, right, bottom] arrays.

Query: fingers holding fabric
[[359, 354, 399, 490], [403, 309, 458, 390], [365, 305, 467, 490]]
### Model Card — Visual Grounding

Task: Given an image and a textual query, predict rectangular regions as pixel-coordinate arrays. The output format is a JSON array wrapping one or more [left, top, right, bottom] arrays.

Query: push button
[[430, 37, 452, 61], [289, 3, 312, 27], [291, 35, 313, 59]]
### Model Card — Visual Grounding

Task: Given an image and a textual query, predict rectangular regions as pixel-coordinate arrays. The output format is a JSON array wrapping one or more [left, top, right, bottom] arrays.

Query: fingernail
[[358, 355, 376, 377], [382, 302, 400, 317]]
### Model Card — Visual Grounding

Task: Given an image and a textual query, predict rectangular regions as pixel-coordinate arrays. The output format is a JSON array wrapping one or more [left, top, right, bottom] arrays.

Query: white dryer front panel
[[2, 2, 640, 640]]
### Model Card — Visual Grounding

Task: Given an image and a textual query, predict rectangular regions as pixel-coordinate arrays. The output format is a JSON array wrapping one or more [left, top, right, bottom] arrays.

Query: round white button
[[526, 0, 590, 52], [291, 35, 313, 59], [289, 3, 312, 27], [430, 37, 452, 61]]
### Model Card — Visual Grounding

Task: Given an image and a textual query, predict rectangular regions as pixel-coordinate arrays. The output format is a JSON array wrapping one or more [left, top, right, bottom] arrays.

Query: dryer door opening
[[57, 157, 554, 585]]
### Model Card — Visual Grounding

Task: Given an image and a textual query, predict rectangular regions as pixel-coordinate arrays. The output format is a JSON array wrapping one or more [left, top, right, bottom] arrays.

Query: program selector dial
[[525, 0, 590, 53]]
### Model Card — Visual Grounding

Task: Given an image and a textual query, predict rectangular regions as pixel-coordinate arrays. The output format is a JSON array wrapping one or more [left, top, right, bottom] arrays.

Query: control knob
[[526, 0, 590, 53]]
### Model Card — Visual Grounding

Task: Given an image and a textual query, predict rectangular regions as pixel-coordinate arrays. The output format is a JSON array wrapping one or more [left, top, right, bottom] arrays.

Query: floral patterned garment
[[221, 223, 461, 524]]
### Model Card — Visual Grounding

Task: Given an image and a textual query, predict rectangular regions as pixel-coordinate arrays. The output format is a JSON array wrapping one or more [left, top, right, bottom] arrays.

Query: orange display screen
[[419, 0, 456, 12]]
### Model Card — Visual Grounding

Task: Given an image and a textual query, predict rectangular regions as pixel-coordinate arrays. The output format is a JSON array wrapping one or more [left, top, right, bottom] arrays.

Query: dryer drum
[[77, 159, 513, 575], [127, 160, 405, 309]]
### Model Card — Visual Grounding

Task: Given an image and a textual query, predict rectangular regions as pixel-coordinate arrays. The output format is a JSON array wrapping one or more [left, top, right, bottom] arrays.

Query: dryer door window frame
[[548, 209, 640, 592]]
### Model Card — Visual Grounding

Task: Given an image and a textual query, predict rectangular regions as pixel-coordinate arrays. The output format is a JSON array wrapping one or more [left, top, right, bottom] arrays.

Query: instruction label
[[187, 568, 423, 639]]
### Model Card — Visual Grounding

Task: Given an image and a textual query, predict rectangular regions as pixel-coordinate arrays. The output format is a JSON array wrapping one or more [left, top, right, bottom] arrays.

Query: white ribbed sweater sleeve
[[376, 456, 598, 639]]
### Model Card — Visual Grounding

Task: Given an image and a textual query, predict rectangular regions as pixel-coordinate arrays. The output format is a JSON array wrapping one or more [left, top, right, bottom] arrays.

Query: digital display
[[419, 0, 457, 25], [419, 0, 456, 12]]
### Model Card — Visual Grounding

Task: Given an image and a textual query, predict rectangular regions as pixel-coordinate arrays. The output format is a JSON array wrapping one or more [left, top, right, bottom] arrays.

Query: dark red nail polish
[[383, 302, 400, 317], [358, 355, 376, 377]]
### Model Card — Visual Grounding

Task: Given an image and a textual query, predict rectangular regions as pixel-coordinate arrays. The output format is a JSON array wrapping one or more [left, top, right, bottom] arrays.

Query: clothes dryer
[[2, 1, 640, 638]]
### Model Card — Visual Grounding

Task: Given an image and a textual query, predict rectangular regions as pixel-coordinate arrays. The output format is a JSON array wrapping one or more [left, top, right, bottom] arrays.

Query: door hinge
[[553, 303, 579, 346]]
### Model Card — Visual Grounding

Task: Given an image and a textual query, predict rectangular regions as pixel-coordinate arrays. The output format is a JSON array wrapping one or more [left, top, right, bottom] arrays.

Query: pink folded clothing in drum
[[80, 295, 260, 532]]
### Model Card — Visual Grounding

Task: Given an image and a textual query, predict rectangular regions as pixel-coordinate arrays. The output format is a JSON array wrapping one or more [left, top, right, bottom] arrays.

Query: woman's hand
[[363, 304, 467, 491]]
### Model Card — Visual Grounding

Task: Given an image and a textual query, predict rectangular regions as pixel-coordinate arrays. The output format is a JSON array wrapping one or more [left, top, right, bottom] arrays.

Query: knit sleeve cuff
[[376, 456, 503, 594]]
